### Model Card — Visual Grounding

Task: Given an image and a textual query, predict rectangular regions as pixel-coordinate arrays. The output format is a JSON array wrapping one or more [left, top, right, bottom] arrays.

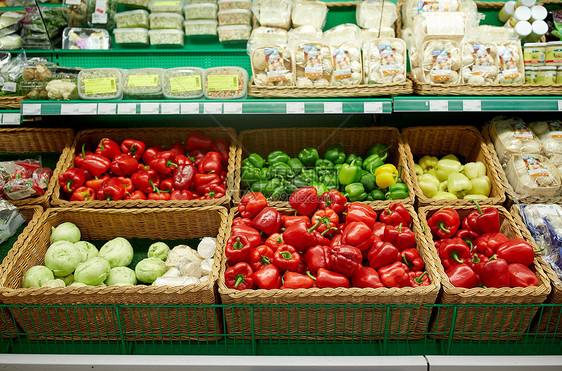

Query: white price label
[[558, 100, 562, 111], [180, 103, 199, 114], [286, 102, 305, 114], [463, 100, 482, 112], [61, 104, 80, 115], [140, 103, 160, 115], [223, 103, 242, 114], [324, 102, 343, 114], [65, 0, 81, 4], [78, 103, 97, 115], [117, 103, 136, 115], [98, 103, 116, 115], [22, 104, 41, 116], [204, 103, 222, 114], [429, 100, 448, 111], [161, 103, 180, 114], [2, 113, 19, 125], [364, 102, 383, 113]]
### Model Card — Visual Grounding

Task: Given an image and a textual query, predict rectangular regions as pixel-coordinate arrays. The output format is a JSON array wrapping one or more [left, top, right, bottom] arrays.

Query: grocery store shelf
[[393, 96, 562, 112], [426, 356, 562, 371]]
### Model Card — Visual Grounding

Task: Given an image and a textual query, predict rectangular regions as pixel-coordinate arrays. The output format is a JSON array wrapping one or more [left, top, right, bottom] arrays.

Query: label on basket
[[332, 48, 352, 81], [2, 82, 17, 93], [170, 75, 201, 92], [128, 75, 159, 88], [207, 75, 238, 92], [510, 122, 534, 141], [521, 156, 550, 178], [84, 78, 116, 95], [265, 48, 288, 83], [303, 44, 324, 79]]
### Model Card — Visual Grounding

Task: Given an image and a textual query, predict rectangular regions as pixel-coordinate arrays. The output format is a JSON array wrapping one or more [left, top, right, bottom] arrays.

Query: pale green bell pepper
[[439, 181, 448, 192], [448, 173, 473, 194], [468, 175, 491, 197], [441, 154, 460, 162], [436, 159, 463, 182], [463, 162, 487, 180], [463, 194, 488, 200], [432, 191, 458, 200], [419, 156, 438, 172], [414, 164, 424, 176], [418, 173, 439, 198]]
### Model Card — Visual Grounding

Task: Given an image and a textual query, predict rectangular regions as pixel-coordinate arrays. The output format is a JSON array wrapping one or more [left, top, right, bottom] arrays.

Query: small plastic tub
[[113, 28, 149, 46], [218, 0, 250, 11], [149, 0, 184, 15], [536, 66, 557, 84], [163, 67, 205, 99], [123, 68, 164, 99], [545, 41, 562, 66], [148, 29, 185, 47], [204, 66, 248, 100], [525, 66, 538, 84], [217, 25, 251, 42], [524, 42, 546, 66], [184, 3, 218, 19], [150, 13, 184, 30], [115, 9, 150, 28], [217, 9, 251, 26], [78, 68, 123, 100], [558, 66, 562, 84], [184, 20, 218, 36]]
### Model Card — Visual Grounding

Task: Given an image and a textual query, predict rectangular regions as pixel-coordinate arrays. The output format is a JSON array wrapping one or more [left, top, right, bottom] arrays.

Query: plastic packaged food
[[288, 25, 322, 49], [218, 25, 251, 42], [402, 0, 462, 29], [495, 41, 525, 84], [558, 66, 562, 84], [330, 41, 362, 86], [536, 66, 557, 84], [149, 0, 184, 15], [148, 29, 185, 47], [529, 120, 562, 155], [150, 13, 184, 30], [218, 0, 250, 11], [361, 27, 395, 42], [324, 24, 361, 47], [461, 42, 497, 84], [87, 0, 117, 29], [251, 45, 294, 87], [115, 10, 149, 28], [123, 68, 164, 99], [413, 12, 467, 47], [78, 68, 123, 100], [293, 41, 332, 88], [523, 42, 546, 66], [62, 28, 111, 50], [22, 59, 55, 82], [117, 0, 151, 8], [545, 41, 562, 66], [113, 28, 149, 45], [45, 68, 80, 100], [0, 12, 23, 38], [415, 40, 461, 84], [185, 0, 216, 3], [292, 0, 328, 29], [184, 20, 217, 36], [489, 117, 543, 162], [363, 38, 406, 84], [247, 27, 288, 52], [525, 66, 538, 83], [356, 1, 397, 29], [66, 0, 88, 27], [505, 154, 561, 198], [184, 3, 218, 19], [0, 34, 21, 50], [163, 67, 204, 99], [204, 66, 248, 99], [217, 9, 251, 26], [252, 0, 292, 30], [20, 81, 48, 100]]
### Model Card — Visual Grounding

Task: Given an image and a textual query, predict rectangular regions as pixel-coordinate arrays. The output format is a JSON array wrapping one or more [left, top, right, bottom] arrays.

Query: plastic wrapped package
[[252, 0, 292, 30], [87, 0, 117, 29], [247, 27, 288, 53], [78, 68, 123, 100], [251, 45, 295, 87], [218, 25, 251, 42], [288, 25, 322, 49], [489, 117, 543, 162], [150, 13, 184, 30], [66, 0, 88, 27], [184, 20, 218, 36], [20, 81, 48, 100], [363, 38, 406, 84], [324, 24, 361, 47], [330, 41, 363, 86], [356, 1, 397, 29], [217, 9, 251, 26], [461, 41, 498, 84], [413, 12, 466, 47], [149, 0, 184, 14], [117, 0, 151, 8], [476, 25, 516, 42], [0, 201, 24, 244], [495, 41, 525, 84], [402, 0, 460, 29], [292, 0, 328, 29], [0, 35, 22, 50], [204, 66, 248, 99], [115, 10, 149, 28], [184, 3, 218, 20], [113, 28, 149, 45], [505, 154, 562, 198], [123, 68, 164, 99], [417, 39, 461, 84], [530, 120, 562, 155], [0, 12, 23, 38], [22, 59, 55, 82], [293, 41, 333, 88], [62, 28, 111, 50], [163, 67, 204, 99], [218, 0, 251, 11], [148, 29, 185, 47], [46, 78, 79, 101], [362, 27, 395, 42]]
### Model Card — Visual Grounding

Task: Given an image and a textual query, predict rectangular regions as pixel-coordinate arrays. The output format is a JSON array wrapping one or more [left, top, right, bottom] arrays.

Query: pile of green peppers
[[240, 143, 409, 202]]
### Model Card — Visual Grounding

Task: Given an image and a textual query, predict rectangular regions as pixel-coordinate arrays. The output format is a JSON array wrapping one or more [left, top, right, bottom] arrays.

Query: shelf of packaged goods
[[20, 98, 392, 116], [393, 96, 562, 113]]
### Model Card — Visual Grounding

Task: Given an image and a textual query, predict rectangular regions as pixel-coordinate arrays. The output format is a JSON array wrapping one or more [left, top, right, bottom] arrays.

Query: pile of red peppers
[[224, 187, 430, 290], [58, 132, 229, 201], [428, 202, 540, 289]]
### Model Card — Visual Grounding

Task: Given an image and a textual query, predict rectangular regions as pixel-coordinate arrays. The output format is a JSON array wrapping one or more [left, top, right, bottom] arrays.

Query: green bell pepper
[[320, 172, 338, 189], [242, 158, 254, 168], [284, 181, 298, 198], [363, 154, 385, 174], [345, 183, 367, 202], [247, 153, 265, 168], [298, 147, 319, 167], [386, 182, 409, 200], [264, 177, 283, 197], [287, 157, 305, 174], [447, 172, 472, 195], [346, 153, 363, 169], [419, 155, 438, 172], [365, 143, 390, 161], [324, 144, 346, 164], [312, 181, 329, 196], [293, 175, 311, 189], [439, 181, 448, 192], [241, 167, 260, 187], [315, 158, 335, 176], [269, 186, 288, 201], [367, 189, 386, 201], [436, 159, 463, 182], [270, 162, 294, 179], [338, 162, 362, 185], [301, 169, 318, 182], [441, 154, 460, 162], [260, 167, 271, 181], [267, 151, 290, 164], [360, 170, 376, 193], [414, 164, 423, 176], [251, 179, 268, 194]]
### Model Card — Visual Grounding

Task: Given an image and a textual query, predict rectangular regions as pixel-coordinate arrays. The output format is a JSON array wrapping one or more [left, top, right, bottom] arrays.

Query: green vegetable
[[264, 177, 283, 197], [270, 162, 294, 179], [447, 173, 472, 194], [74, 241, 99, 262], [324, 145, 346, 164], [436, 159, 463, 182], [338, 162, 362, 185], [267, 150, 290, 164], [360, 171, 376, 193], [247, 153, 265, 168], [51, 222, 81, 244], [345, 153, 363, 169], [287, 158, 305, 174], [463, 162, 486, 179], [41, 278, 66, 287], [251, 179, 268, 194], [148, 242, 170, 261], [345, 183, 367, 202], [298, 147, 319, 167], [45, 241, 83, 276], [468, 175, 491, 197], [363, 154, 385, 174], [22, 265, 54, 288], [56, 274, 74, 286], [241, 167, 260, 187], [386, 182, 409, 200], [365, 143, 390, 161], [367, 189, 386, 201], [105, 267, 137, 286], [99, 237, 134, 268], [74, 257, 111, 286], [135, 257, 167, 284], [312, 181, 329, 196]]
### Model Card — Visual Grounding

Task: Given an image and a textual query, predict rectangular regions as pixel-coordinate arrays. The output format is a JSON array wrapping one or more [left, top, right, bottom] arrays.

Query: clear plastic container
[[184, 20, 217, 36], [525, 66, 538, 83], [292, 0, 328, 29], [184, 3, 218, 19], [163, 67, 205, 99], [530, 120, 562, 155], [186, 0, 216, 3], [123, 68, 164, 99], [489, 117, 543, 162], [252, 0, 291, 30], [150, 13, 184, 30], [20, 81, 48, 100], [356, 0, 397, 29], [217, 25, 251, 42], [149, 0, 184, 14], [218, 0, 250, 11], [62, 27, 111, 50], [251, 46, 295, 87], [22, 59, 56, 82], [45, 68, 80, 101], [536, 66, 557, 84], [363, 38, 407, 85], [113, 28, 149, 46], [87, 0, 117, 29], [115, 10, 150, 28], [117, 0, 151, 8], [505, 154, 562, 198], [546, 41, 562, 66], [78, 68, 123, 100], [248, 27, 287, 51], [217, 9, 251, 25], [524, 42, 546, 66], [66, 0, 88, 27], [204, 66, 248, 99], [148, 29, 185, 47], [558, 66, 562, 84]]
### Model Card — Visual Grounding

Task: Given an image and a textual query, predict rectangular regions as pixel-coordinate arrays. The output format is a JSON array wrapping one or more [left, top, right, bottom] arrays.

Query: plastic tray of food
[[113, 28, 149, 46], [149, 0, 184, 15], [184, 19, 217, 36], [115, 9, 150, 28], [150, 13, 184, 30], [117, 0, 151, 8], [204, 66, 247, 99], [148, 29, 185, 47], [62, 27, 111, 50], [20, 81, 48, 100], [163, 67, 205, 99], [184, 3, 218, 19], [123, 68, 164, 99], [217, 24, 251, 43], [218, 0, 250, 11], [217, 9, 251, 26], [505, 154, 562, 198], [78, 68, 123, 100]]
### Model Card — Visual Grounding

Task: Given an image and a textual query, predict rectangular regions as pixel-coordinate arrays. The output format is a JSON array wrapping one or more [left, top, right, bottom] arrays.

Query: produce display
[[57, 131, 229, 201], [240, 143, 408, 202], [224, 190, 429, 290], [0, 159, 52, 200]]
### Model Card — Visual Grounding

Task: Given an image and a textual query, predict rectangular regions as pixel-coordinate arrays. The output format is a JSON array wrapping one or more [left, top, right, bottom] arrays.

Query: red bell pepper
[[330, 234, 343, 248], [175, 155, 193, 167], [446, 264, 480, 288], [194, 173, 221, 195], [475, 233, 509, 257], [70, 186, 95, 201], [438, 238, 472, 270], [329, 244, 362, 277], [121, 139, 146, 160], [132, 169, 160, 194], [250, 245, 274, 272], [58, 168, 86, 194], [82, 154, 111, 178], [186, 131, 213, 150], [172, 163, 196, 191], [170, 190, 193, 200], [233, 217, 253, 227], [319, 189, 347, 215], [372, 222, 387, 240], [378, 262, 410, 288], [304, 245, 331, 274], [351, 266, 383, 289], [97, 177, 126, 201], [380, 204, 411, 227], [117, 177, 135, 194], [203, 184, 225, 199], [496, 238, 537, 266], [282, 219, 322, 252], [225, 235, 252, 266], [252, 207, 282, 236], [189, 149, 206, 166], [462, 201, 500, 235], [508, 263, 539, 287], [238, 192, 268, 219], [124, 190, 147, 200], [211, 137, 230, 165], [149, 151, 179, 175], [141, 146, 162, 165], [455, 229, 480, 252], [110, 154, 138, 177], [281, 271, 315, 289], [295, 260, 308, 275], [409, 271, 430, 287], [169, 142, 186, 157], [402, 248, 425, 272], [198, 151, 222, 174], [467, 252, 488, 272], [428, 208, 460, 239], [95, 138, 121, 161], [253, 264, 281, 290], [281, 215, 310, 228], [225, 262, 254, 290], [477, 256, 510, 288], [231, 225, 261, 248], [383, 223, 416, 251], [289, 186, 319, 216], [265, 233, 284, 251], [341, 222, 375, 253], [344, 203, 377, 228], [272, 244, 301, 272], [85, 175, 109, 193], [74, 144, 93, 168], [148, 190, 171, 201], [159, 178, 173, 193], [315, 268, 349, 288], [311, 209, 339, 234], [368, 240, 400, 270]]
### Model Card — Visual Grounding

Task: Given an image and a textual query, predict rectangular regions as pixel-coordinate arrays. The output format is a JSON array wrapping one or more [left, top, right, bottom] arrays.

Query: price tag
[[98, 103, 116, 115], [324, 102, 343, 114], [180, 103, 199, 114], [223, 102, 243, 114], [60, 104, 80, 115], [117, 103, 137, 115], [364, 102, 383, 113], [78, 103, 98, 115], [429, 100, 448, 111], [463, 100, 482, 112], [65, 0, 81, 4], [204, 103, 222, 114], [22, 103, 41, 116], [558, 100, 562, 111], [2, 113, 20, 125], [161, 103, 180, 114], [140, 103, 160, 115], [286, 102, 305, 114]]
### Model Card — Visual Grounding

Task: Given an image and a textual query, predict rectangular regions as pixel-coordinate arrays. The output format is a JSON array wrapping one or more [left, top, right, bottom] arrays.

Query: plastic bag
[[251, 45, 295, 87], [324, 24, 361, 47], [62, 27, 111, 50], [247, 27, 288, 54], [252, 0, 292, 30], [288, 25, 322, 50], [495, 41, 524, 84], [417, 39, 461, 84], [0, 200, 25, 245], [361, 27, 395, 43], [504, 154, 562, 199], [461, 41, 498, 84], [363, 38, 406, 84], [413, 12, 466, 48], [293, 41, 332, 88], [0, 159, 51, 201], [330, 41, 362, 86], [356, 0, 398, 29], [489, 117, 543, 162], [292, 0, 328, 30], [530, 120, 562, 155]]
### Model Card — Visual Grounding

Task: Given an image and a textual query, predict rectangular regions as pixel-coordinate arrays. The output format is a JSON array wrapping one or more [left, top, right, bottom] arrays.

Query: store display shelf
[[0, 3, 64, 11], [393, 96, 562, 112]]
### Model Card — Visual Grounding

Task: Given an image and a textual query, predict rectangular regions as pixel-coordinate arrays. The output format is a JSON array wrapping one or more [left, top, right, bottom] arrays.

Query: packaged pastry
[[217, 9, 251, 26], [115, 10, 149, 28], [204, 66, 248, 99], [123, 68, 164, 99], [489, 117, 543, 162], [163, 67, 204, 99], [148, 29, 185, 47], [416, 39, 461, 84], [218, 0, 251, 11], [356, 1, 398, 29], [218, 25, 251, 42], [363, 38, 406, 84], [251, 45, 294, 87], [461, 41, 498, 84], [247, 27, 288, 53], [505, 154, 561, 198], [184, 3, 218, 20], [78, 68, 123, 100], [293, 41, 332, 88], [150, 13, 184, 30], [530, 120, 562, 155], [252, 0, 292, 30], [113, 28, 149, 46], [184, 20, 218, 36], [292, 0, 328, 30], [149, 0, 184, 15], [495, 41, 524, 84], [62, 27, 111, 50], [330, 41, 362, 86]]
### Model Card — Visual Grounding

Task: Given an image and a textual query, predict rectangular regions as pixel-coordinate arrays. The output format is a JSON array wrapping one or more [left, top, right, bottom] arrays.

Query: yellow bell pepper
[[374, 164, 398, 189]]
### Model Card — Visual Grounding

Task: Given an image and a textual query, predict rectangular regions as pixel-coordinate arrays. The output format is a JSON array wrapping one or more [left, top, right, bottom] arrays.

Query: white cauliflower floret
[[46, 79, 78, 100]]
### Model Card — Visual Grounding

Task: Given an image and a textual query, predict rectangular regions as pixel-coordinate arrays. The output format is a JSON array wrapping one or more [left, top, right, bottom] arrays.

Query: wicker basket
[[402, 125, 505, 206], [0, 206, 229, 341], [51, 128, 238, 208], [234, 127, 415, 208], [0, 128, 74, 208], [218, 206, 440, 341], [417, 205, 551, 340], [0, 96, 24, 110]]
